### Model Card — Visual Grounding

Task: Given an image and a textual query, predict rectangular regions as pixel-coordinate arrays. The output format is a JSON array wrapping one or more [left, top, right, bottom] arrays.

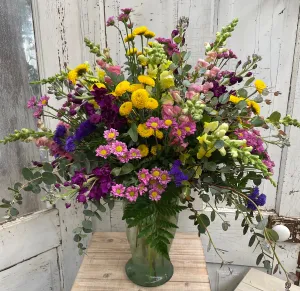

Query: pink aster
[[111, 184, 126, 197], [170, 127, 186, 143], [180, 121, 196, 136], [27, 96, 37, 108], [118, 151, 130, 163], [146, 117, 163, 130], [151, 167, 162, 180], [129, 148, 142, 160], [159, 170, 171, 185], [118, 13, 129, 22], [152, 183, 166, 194], [137, 169, 150, 184], [121, 8, 133, 14], [106, 16, 115, 26], [95, 145, 110, 159], [125, 186, 139, 202], [38, 95, 50, 107], [33, 108, 43, 118], [149, 189, 161, 201], [161, 117, 177, 129], [138, 184, 147, 195], [111, 141, 128, 157], [104, 128, 119, 142]]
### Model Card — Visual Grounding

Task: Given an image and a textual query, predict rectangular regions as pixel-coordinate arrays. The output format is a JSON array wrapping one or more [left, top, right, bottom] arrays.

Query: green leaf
[[111, 167, 122, 176], [82, 220, 93, 229], [237, 204, 248, 212], [219, 93, 230, 104], [33, 172, 43, 184], [32, 185, 41, 194], [74, 234, 81, 242], [10, 207, 19, 216], [128, 123, 138, 142], [14, 182, 22, 190], [42, 172, 57, 185], [237, 88, 248, 97], [200, 194, 210, 203], [83, 210, 94, 217], [263, 260, 271, 270], [198, 214, 210, 228], [84, 159, 91, 174], [22, 168, 34, 180], [243, 224, 249, 235], [214, 140, 224, 149], [237, 100, 248, 110], [244, 77, 255, 86], [249, 234, 256, 247], [210, 97, 218, 106], [211, 210, 216, 222], [254, 95, 263, 103], [222, 221, 230, 231], [120, 163, 134, 175], [0, 204, 10, 208], [94, 212, 102, 221], [268, 111, 281, 123], [43, 163, 53, 172], [183, 64, 192, 72], [23, 184, 33, 191], [205, 161, 217, 171], [108, 200, 115, 210], [251, 116, 264, 127], [256, 253, 264, 265], [256, 218, 268, 230], [265, 228, 279, 242], [172, 53, 180, 64]]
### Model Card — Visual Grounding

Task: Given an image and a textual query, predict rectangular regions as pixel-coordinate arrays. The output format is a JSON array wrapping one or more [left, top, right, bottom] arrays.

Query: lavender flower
[[247, 187, 267, 210], [74, 120, 96, 141], [169, 160, 188, 187], [65, 136, 76, 152], [53, 124, 67, 145]]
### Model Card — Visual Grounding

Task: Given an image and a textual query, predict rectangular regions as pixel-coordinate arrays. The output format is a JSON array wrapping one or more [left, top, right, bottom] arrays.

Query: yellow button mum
[[144, 30, 155, 38], [254, 79, 267, 94], [145, 98, 159, 110], [138, 75, 155, 87], [119, 101, 133, 116], [154, 130, 163, 139], [68, 70, 77, 84], [131, 89, 149, 109], [137, 123, 154, 138], [127, 83, 144, 93], [126, 48, 138, 56], [133, 26, 148, 36], [248, 100, 261, 115], [138, 144, 149, 157], [124, 34, 135, 42], [151, 144, 162, 155], [115, 81, 130, 96]]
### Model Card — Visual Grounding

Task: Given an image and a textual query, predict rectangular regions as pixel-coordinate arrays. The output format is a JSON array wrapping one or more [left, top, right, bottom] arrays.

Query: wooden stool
[[72, 232, 211, 290]]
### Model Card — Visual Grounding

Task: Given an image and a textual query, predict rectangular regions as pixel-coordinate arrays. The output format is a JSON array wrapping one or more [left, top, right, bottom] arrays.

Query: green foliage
[[0, 129, 53, 144]]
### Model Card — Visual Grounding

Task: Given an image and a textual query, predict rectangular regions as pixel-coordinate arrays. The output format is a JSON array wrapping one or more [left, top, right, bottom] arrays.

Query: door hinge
[[268, 215, 300, 243]]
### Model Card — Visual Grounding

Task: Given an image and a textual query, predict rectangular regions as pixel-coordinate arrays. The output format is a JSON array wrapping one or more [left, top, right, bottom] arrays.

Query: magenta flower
[[149, 189, 161, 201], [125, 186, 139, 202], [151, 167, 162, 179], [95, 145, 111, 159], [104, 128, 119, 142], [146, 117, 163, 130], [118, 151, 130, 163], [121, 8, 133, 14], [106, 16, 115, 26], [111, 184, 126, 197], [151, 183, 166, 194], [38, 95, 50, 107], [33, 108, 43, 118], [138, 183, 147, 195], [118, 13, 129, 22], [111, 141, 128, 157], [159, 170, 171, 185], [65, 203, 71, 209], [180, 121, 196, 136], [137, 168, 150, 184], [27, 96, 37, 108], [170, 126, 186, 141], [129, 148, 142, 160]]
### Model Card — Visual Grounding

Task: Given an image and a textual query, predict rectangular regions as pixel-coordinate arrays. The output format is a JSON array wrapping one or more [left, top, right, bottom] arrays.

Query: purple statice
[[89, 114, 101, 124], [234, 129, 265, 154], [65, 136, 76, 152], [71, 170, 86, 187], [169, 160, 188, 187], [74, 120, 96, 141], [53, 124, 67, 145], [247, 187, 267, 210], [210, 80, 227, 97]]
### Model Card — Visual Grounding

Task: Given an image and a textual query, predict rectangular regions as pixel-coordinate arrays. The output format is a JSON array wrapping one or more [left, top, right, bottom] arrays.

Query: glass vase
[[125, 215, 178, 287]]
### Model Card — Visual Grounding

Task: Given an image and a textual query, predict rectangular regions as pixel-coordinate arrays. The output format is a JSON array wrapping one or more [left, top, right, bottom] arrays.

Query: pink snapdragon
[[107, 65, 121, 75], [111, 184, 126, 197], [205, 66, 220, 78], [195, 58, 209, 71]]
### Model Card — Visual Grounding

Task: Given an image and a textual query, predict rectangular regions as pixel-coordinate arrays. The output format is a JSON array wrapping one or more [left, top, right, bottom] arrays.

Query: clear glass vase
[[125, 215, 178, 287]]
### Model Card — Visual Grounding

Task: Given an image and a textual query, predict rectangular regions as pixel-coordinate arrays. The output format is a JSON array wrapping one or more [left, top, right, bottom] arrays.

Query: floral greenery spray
[[1, 7, 299, 289]]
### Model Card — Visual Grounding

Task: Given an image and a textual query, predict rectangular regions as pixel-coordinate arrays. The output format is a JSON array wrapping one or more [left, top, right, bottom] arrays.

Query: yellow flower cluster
[[127, 83, 144, 93], [115, 81, 130, 96], [254, 79, 267, 94], [67, 63, 89, 84], [144, 30, 155, 38], [138, 75, 155, 87], [154, 130, 163, 139], [138, 144, 149, 157], [133, 26, 148, 36], [229, 95, 260, 115], [119, 101, 133, 116], [124, 34, 135, 42], [126, 48, 138, 56], [131, 89, 149, 109], [151, 144, 162, 155], [137, 123, 154, 138], [145, 98, 158, 110]]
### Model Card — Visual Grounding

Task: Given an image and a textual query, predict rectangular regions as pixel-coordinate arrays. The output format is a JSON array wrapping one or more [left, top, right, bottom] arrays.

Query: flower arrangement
[[1, 7, 299, 288]]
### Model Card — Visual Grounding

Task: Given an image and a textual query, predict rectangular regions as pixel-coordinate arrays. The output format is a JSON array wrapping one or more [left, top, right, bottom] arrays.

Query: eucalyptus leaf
[[43, 163, 53, 172], [10, 207, 19, 216], [237, 100, 247, 110], [42, 172, 57, 185], [111, 167, 122, 176], [237, 88, 248, 97], [120, 163, 134, 175], [244, 77, 255, 86], [82, 220, 93, 229], [22, 168, 34, 180], [219, 93, 230, 104], [83, 210, 94, 217]]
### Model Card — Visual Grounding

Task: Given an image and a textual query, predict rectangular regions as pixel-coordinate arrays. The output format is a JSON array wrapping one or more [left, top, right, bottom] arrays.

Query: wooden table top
[[72, 232, 211, 291]]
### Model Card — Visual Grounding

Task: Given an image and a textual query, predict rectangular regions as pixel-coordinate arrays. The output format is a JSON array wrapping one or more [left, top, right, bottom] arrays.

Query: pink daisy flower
[[159, 170, 171, 185], [137, 169, 150, 184], [129, 148, 142, 160], [118, 151, 130, 163], [161, 117, 177, 129], [138, 184, 147, 195], [33, 108, 43, 118], [125, 186, 139, 202], [111, 141, 128, 157], [151, 167, 162, 179], [95, 145, 110, 159], [170, 127, 186, 140], [149, 189, 161, 201], [111, 184, 126, 197], [180, 121, 196, 136], [152, 183, 166, 194], [38, 95, 50, 107], [104, 128, 119, 142], [146, 117, 163, 130], [27, 96, 37, 108]]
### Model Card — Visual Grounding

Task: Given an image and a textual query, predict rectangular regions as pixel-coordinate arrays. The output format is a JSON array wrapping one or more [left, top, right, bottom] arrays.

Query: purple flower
[[84, 102, 96, 116], [106, 16, 115, 26], [247, 187, 267, 210], [71, 170, 86, 187], [210, 81, 227, 97], [169, 160, 188, 187], [33, 108, 43, 118], [65, 136, 76, 152], [65, 203, 71, 209], [171, 29, 179, 38], [235, 129, 265, 154], [262, 152, 275, 174], [77, 194, 87, 203], [156, 37, 180, 57], [53, 124, 67, 145], [118, 13, 129, 22], [89, 114, 101, 124], [38, 95, 50, 107], [74, 120, 96, 141], [121, 8, 133, 14], [27, 96, 37, 108]]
